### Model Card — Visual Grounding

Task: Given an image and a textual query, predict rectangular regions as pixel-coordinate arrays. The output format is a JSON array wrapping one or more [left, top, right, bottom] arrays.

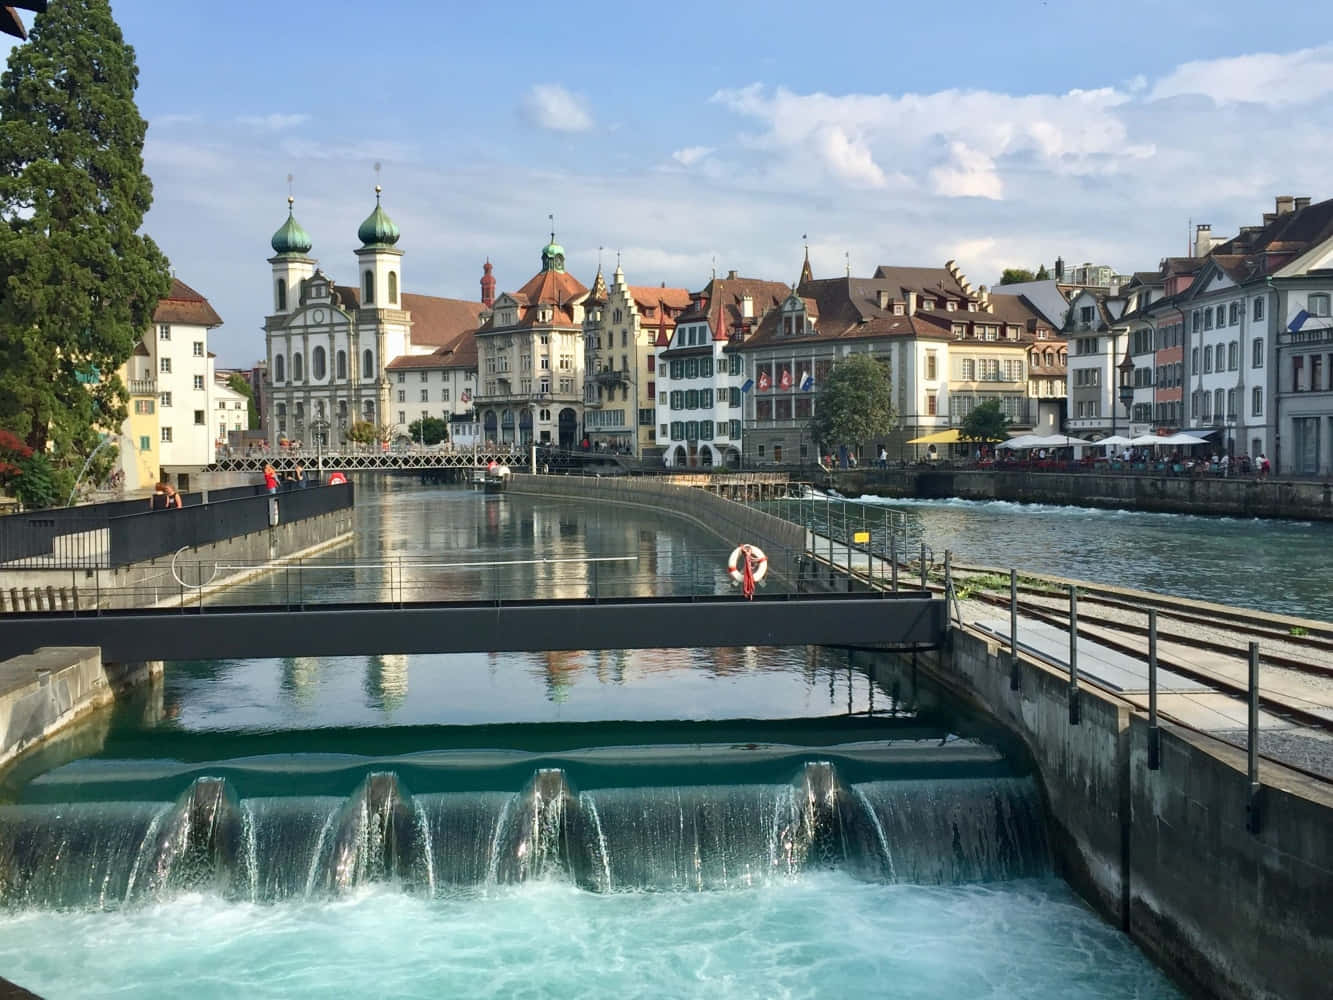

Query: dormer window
[[946, 301, 956, 312], [893, 303, 904, 316]]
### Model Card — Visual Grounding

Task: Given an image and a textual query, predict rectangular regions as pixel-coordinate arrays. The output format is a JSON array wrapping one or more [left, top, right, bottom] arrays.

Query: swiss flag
[[779, 368, 792, 389], [758, 370, 771, 391]]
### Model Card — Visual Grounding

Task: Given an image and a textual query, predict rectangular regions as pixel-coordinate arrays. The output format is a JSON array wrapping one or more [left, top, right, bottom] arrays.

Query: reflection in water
[[365, 655, 408, 711]]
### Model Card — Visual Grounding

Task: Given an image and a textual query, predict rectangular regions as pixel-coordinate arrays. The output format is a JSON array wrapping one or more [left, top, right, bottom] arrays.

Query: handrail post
[[890, 534, 898, 592], [919, 542, 927, 591], [943, 549, 954, 632], [1147, 608, 1160, 769], [1068, 585, 1081, 724], [1009, 568, 1019, 691], [1246, 641, 1263, 833]]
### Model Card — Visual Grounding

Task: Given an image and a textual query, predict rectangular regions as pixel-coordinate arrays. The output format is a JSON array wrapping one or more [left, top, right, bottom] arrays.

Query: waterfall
[[0, 766, 1051, 910]]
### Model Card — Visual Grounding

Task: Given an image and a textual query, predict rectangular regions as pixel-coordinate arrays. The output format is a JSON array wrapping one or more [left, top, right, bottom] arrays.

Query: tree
[[407, 415, 449, 445], [0, 1, 171, 470], [1035, 264, 1050, 280], [999, 268, 1036, 285], [345, 420, 378, 445], [958, 399, 1011, 443], [808, 353, 896, 455], [227, 373, 259, 430]]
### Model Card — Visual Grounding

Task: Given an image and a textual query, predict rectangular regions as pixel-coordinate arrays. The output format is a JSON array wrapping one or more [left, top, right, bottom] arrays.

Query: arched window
[[363, 270, 375, 305], [388, 271, 398, 305], [292, 352, 304, 381], [312, 346, 326, 380], [336, 350, 347, 380], [1214, 388, 1224, 420], [274, 353, 285, 383], [1203, 346, 1212, 373], [276, 278, 287, 311], [362, 349, 374, 379]]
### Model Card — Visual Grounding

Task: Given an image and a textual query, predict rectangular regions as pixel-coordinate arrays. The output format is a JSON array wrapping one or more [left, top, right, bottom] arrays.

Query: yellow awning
[[906, 429, 962, 445]]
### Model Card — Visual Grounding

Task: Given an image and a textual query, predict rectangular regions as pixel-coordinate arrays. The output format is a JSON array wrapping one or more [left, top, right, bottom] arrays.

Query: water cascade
[[0, 766, 1050, 910]]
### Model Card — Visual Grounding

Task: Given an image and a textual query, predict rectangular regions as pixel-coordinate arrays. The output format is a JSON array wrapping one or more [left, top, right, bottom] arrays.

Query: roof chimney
[[1294, 196, 1312, 212], [1193, 224, 1213, 258], [876, 288, 890, 309], [979, 285, 992, 313], [740, 293, 753, 319], [1275, 195, 1295, 216], [905, 291, 917, 316], [726, 269, 738, 280]]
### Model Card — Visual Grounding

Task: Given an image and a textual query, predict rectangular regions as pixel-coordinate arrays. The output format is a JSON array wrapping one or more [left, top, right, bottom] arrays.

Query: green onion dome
[[358, 186, 401, 248], [271, 197, 313, 255]]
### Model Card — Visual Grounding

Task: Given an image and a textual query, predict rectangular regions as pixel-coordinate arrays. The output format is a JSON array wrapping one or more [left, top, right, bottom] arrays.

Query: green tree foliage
[[1035, 264, 1050, 280], [808, 353, 896, 451], [345, 420, 378, 445], [0, 0, 171, 469], [227, 373, 259, 430], [14, 451, 70, 509], [999, 268, 1036, 285], [407, 416, 449, 445], [958, 399, 1011, 442]]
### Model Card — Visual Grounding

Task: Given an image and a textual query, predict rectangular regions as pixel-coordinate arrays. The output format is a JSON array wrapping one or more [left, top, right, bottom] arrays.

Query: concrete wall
[[846, 468, 1333, 521], [507, 474, 807, 582], [1, 506, 354, 611], [0, 646, 162, 775], [929, 627, 1333, 1000]]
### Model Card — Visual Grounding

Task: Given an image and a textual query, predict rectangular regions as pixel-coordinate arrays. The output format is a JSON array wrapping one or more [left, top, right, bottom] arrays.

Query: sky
[[16, 1, 1333, 366]]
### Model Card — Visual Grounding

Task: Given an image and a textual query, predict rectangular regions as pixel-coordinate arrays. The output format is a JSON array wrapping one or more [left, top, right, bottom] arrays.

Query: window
[[363, 349, 374, 379], [961, 359, 975, 380], [399, 411, 405, 425], [194, 410, 205, 425], [647, 380, 655, 400], [1204, 310, 1213, 331], [139, 435, 151, 452], [1292, 356, 1304, 393], [276, 278, 287, 311], [1314, 355, 1325, 393], [685, 359, 698, 379], [926, 352, 937, 381], [363, 270, 375, 304], [1311, 293, 1332, 317], [700, 357, 713, 378], [159, 357, 171, 374], [388, 271, 398, 305], [218, 400, 227, 409], [160, 391, 172, 407], [134, 399, 154, 415], [670, 390, 683, 410], [160, 427, 172, 442], [415, 388, 425, 402], [1080, 306, 1094, 324], [193, 341, 204, 357], [442, 388, 451, 401], [292, 352, 304, 381], [192, 375, 204, 390], [336, 350, 347, 379], [1226, 341, 1237, 370], [274, 354, 285, 382], [1214, 389, 1224, 422], [926, 394, 937, 415], [730, 355, 743, 376], [158, 324, 170, 341], [685, 389, 699, 409], [1252, 387, 1263, 416], [1191, 311, 1200, 332], [312, 346, 326, 380], [1190, 347, 1199, 373], [1253, 297, 1264, 321], [1228, 302, 1239, 325], [1215, 306, 1225, 327], [1203, 346, 1212, 373]]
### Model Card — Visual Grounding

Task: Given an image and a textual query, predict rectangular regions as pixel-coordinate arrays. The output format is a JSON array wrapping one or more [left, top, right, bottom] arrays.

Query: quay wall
[[0, 507, 353, 612], [506, 475, 807, 581], [0, 646, 161, 776], [843, 468, 1333, 520], [927, 627, 1333, 1000]]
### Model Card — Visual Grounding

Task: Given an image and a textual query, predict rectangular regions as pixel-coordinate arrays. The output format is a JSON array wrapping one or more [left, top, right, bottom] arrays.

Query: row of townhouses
[[254, 190, 1333, 476]]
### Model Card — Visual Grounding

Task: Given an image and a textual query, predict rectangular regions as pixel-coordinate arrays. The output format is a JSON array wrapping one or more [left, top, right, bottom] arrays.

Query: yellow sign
[[853, 531, 870, 544]]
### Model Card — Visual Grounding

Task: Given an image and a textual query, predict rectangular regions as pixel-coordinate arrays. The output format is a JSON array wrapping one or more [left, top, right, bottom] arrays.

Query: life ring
[[727, 544, 768, 585]]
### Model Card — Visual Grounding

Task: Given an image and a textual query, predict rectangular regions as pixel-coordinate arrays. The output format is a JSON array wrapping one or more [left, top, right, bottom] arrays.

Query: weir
[[0, 761, 1049, 908]]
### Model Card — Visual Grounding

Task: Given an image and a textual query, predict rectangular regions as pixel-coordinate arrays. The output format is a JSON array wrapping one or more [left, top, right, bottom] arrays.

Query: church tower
[[481, 258, 496, 307], [354, 185, 403, 310], [268, 196, 316, 314]]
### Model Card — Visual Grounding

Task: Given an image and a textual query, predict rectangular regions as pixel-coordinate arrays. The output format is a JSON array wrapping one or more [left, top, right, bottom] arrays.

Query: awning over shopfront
[[906, 429, 963, 445]]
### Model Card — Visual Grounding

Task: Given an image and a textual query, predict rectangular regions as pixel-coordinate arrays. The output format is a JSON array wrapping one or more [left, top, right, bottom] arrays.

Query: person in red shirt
[[263, 464, 279, 494]]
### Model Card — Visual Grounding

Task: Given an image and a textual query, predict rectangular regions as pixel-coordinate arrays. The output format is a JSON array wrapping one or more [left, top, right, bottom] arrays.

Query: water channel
[[0, 479, 1181, 998]]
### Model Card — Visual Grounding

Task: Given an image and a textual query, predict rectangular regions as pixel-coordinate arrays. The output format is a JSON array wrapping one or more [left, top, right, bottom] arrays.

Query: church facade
[[263, 190, 485, 447]]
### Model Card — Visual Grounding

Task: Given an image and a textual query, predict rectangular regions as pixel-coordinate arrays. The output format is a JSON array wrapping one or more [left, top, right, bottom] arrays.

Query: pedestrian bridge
[[0, 592, 945, 663]]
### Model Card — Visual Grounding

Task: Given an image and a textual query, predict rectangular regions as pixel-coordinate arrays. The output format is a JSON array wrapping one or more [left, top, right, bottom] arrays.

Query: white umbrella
[[1029, 433, 1093, 447], [1129, 434, 1163, 447], [1157, 432, 1211, 446], [997, 435, 1040, 450], [1098, 435, 1136, 448]]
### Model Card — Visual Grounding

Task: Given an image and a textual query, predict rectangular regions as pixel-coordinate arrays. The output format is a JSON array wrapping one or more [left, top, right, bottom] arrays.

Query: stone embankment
[[839, 467, 1333, 520]]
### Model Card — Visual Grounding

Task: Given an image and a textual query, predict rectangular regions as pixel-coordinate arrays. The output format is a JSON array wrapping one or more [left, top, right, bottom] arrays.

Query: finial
[[374, 161, 382, 202], [287, 173, 295, 214], [548, 212, 555, 243], [711, 255, 717, 279], [598, 245, 604, 270], [616, 249, 622, 269], [845, 251, 851, 277]]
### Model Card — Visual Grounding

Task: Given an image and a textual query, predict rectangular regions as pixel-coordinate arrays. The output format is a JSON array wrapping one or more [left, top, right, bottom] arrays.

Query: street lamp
[[1116, 345, 1135, 440], [311, 419, 330, 481]]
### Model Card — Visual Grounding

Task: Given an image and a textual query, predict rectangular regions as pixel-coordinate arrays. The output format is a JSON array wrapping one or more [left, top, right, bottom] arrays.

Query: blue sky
[[29, 1, 1333, 365]]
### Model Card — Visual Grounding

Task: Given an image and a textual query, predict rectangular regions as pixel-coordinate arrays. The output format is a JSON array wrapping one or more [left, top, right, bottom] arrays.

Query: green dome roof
[[358, 187, 401, 248], [541, 237, 565, 273], [271, 199, 312, 256]]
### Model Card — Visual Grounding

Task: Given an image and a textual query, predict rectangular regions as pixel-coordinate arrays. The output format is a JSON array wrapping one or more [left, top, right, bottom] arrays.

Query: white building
[[263, 191, 484, 447], [384, 333, 480, 445], [151, 279, 223, 481], [1063, 287, 1127, 435], [212, 376, 250, 447]]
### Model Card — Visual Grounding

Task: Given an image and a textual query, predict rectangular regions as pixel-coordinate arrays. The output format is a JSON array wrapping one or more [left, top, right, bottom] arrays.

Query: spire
[[613, 248, 623, 282], [480, 257, 496, 308], [541, 217, 566, 273], [799, 235, 813, 287]]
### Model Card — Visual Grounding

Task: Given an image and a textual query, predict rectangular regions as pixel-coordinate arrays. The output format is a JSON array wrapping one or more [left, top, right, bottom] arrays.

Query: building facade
[[150, 279, 224, 482], [263, 192, 484, 447], [474, 236, 587, 450], [1063, 287, 1127, 435]]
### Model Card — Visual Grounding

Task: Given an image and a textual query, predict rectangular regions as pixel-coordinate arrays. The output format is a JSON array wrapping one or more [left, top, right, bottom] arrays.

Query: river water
[[0, 479, 1180, 999]]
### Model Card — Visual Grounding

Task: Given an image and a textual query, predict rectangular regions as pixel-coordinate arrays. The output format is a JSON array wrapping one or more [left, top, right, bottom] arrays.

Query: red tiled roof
[[514, 268, 588, 308], [153, 278, 223, 327], [628, 285, 692, 311], [385, 330, 478, 371], [333, 285, 484, 351]]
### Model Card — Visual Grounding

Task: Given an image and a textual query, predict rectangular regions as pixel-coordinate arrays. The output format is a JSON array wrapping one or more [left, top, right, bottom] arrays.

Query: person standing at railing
[[263, 464, 278, 494], [152, 482, 182, 509]]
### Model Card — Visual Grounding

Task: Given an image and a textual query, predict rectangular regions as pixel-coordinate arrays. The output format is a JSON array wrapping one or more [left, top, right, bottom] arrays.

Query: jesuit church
[[263, 189, 487, 446]]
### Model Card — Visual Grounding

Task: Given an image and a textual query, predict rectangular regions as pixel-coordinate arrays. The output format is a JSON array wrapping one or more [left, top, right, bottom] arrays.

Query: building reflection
[[365, 654, 408, 711]]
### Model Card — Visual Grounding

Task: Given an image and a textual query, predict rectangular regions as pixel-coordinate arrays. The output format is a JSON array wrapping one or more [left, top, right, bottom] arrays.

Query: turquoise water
[[0, 877, 1175, 1000]]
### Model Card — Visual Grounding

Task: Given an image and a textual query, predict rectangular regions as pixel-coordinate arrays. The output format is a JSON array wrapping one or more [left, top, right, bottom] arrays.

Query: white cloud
[[671, 146, 714, 167], [519, 84, 593, 133], [1150, 44, 1333, 107], [236, 113, 311, 131], [929, 142, 1001, 199]]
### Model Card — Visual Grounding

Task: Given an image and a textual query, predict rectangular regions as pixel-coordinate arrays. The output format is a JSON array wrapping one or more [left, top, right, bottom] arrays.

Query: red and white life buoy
[[727, 544, 768, 600]]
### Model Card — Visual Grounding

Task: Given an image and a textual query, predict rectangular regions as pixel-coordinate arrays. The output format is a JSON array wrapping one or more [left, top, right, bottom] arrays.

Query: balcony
[[592, 369, 631, 385], [472, 390, 582, 406], [128, 378, 157, 395]]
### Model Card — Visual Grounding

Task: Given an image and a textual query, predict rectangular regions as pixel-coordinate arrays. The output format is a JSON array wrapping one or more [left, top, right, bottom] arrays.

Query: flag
[[741, 378, 754, 393], [779, 368, 792, 389], [758, 371, 771, 391], [1289, 309, 1311, 332], [800, 372, 813, 392]]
